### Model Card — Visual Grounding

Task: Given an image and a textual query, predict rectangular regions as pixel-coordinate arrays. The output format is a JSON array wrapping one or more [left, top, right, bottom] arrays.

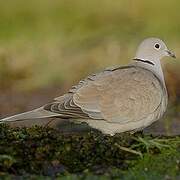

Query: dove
[[0, 37, 176, 135]]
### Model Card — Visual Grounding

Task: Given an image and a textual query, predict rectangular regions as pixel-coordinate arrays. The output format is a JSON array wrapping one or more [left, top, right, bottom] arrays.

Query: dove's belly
[[80, 107, 165, 135]]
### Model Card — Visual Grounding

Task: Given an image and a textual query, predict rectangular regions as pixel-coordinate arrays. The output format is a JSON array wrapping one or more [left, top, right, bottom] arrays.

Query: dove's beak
[[166, 50, 176, 58]]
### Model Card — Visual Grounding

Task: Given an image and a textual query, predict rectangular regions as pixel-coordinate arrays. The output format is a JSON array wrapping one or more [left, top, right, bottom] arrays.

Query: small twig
[[115, 143, 143, 158], [43, 118, 55, 128]]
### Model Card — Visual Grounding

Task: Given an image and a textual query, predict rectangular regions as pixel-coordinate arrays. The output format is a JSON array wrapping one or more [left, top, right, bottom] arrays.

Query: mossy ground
[[0, 124, 179, 179]]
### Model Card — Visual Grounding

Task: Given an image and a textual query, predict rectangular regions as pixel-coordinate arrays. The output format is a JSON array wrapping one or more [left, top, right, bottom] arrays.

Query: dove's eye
[[154, 43, 160, 49]]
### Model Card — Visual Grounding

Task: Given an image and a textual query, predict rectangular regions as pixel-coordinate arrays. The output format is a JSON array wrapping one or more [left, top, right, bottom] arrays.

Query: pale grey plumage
[[0, 37, 175, 135]]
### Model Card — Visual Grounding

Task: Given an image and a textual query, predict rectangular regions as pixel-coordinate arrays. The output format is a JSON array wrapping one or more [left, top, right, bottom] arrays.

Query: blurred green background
[[0, 0, 179, 134]]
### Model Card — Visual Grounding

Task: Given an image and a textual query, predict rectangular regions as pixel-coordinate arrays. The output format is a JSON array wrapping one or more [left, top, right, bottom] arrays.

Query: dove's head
[[134, 38, 176, 64]]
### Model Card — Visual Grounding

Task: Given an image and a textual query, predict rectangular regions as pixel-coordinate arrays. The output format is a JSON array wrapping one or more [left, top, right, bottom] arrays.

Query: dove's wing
[[72, 66, 165, 124], [43, 67, 117, 119], [44, 65, 165, 124]]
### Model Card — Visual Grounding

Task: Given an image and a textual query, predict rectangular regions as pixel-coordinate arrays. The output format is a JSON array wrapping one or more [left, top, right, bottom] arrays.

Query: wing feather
[[43, 65, 165, 125], [73, 66, 164, 124]]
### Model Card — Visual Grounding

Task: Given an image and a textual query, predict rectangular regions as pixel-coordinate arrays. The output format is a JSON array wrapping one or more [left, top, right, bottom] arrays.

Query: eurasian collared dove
[[0, 37, 176, 135]]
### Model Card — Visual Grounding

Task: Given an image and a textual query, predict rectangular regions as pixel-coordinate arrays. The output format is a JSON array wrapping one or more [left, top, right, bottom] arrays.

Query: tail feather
[[0, 107, 59, 123]]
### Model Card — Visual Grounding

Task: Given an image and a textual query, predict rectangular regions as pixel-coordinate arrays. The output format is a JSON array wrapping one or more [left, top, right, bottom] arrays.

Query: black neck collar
[[133, 58, 155, 66]]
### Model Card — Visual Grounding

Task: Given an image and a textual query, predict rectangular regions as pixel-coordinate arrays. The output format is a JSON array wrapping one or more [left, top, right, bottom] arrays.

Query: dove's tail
[[0, 107, 59, 123]]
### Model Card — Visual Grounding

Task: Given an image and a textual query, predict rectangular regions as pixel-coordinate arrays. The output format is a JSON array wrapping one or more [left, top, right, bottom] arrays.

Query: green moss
[[0, 124, 179, 179]]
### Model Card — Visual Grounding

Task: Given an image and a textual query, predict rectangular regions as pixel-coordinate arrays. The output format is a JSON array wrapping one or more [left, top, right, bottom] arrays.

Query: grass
[[0, 124, 179, 179]]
